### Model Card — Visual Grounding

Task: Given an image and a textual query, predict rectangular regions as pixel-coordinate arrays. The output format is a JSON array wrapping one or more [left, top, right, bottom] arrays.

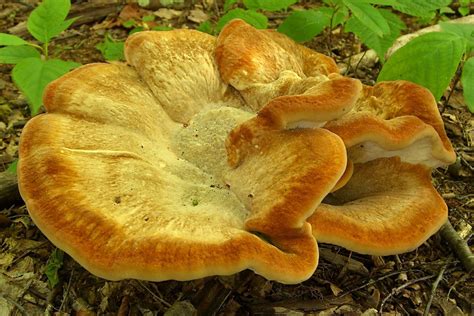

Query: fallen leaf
[[188, 9, 209, 23], [154, 8, 182, 20]]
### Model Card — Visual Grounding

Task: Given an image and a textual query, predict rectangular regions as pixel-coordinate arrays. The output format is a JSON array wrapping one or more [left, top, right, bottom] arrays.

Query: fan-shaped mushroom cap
[[18, 28, 348, 283], [125, 29, 245, 123], [308, 157, 448, 255], [324, 81, 456, 168], [216, 19, 340, 111]]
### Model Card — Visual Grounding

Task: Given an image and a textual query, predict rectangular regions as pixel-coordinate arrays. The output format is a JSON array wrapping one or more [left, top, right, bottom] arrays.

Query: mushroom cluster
[[18, 19, 455, 284]]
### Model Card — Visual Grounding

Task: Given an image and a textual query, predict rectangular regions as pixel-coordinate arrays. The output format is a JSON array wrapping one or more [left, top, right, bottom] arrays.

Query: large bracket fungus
[[214, 20, 456, 256], [18, 23, 349, 284], [18, 19, 455, 283]]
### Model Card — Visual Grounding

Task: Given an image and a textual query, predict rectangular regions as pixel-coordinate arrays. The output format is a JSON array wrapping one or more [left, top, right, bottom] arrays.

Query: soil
[[0, 1, 472, 315]]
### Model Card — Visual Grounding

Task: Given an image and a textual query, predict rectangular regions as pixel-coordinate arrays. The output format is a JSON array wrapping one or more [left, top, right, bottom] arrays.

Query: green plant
[[96, 33, 126, 61], [378, 23, 474, 112], [0, 0, 80, 116], [44, 248, 64, 288]]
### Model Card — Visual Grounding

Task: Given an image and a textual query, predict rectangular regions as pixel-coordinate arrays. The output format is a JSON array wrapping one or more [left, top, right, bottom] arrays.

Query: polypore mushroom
[[215, 20, 455, 256], [323, 81, 456, 168], [216, 19, 341, 111], [308, 82, 456, 255], [18, 27, 349, 283], [308, 157, 448, 255]]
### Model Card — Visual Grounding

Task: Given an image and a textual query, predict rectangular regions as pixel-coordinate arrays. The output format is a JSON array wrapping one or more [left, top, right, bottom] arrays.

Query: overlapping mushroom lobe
[[215, 20, 454, 257], [18, 25, 349, 284]]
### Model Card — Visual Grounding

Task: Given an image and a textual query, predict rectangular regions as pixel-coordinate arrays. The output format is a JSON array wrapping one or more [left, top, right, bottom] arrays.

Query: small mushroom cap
[[324, 81, 456, 168], [308, 157, 448, 255], [18, 27, 348, 283], [216, 19, 340, 110]]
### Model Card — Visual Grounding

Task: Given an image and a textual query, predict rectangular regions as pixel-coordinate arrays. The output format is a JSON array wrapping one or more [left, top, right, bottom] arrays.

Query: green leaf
[[343, 0, 390, 36], [345, 9, 405, 62], [278, 10, 331, 42], [27, 0, 73, 43], [392, 0, 451, 17], [461, 57, 474, 113], [223, 0, 238, 12], [142, 15, 155, 22], [0, 33, 29, 46], [458, 6, 469, 16], [197, 21, 214, 34], [95, 35, 125, 61], [123, 19, 136, 28], [440, 22, 474, 51], [130, 26, 145, 34], [378, 32, 465, 101], [243, 0, 297, 11], [0, 45, 41, 64], [7, 160, 17, 174], [216, 9, 268, 33], [318, 7, 348, 28], [45, 249, 64, 288], [12, 57, 79, 115]]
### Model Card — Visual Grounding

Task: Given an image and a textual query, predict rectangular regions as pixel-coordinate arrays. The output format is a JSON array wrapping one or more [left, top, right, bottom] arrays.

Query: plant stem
[[43, 42, 49, 60]]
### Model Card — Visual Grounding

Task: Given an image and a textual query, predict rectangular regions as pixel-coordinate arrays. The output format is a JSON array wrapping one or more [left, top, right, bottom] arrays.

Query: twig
[[379, 274, 436, 313], [58, 270, 74, 313], [443, 64, 463, 112], [353, 50, 367, 75], [423, 261, 449, 316], [439, 220, 474, 272], [137, 281, 172, 307], [340, 270, 415, 298]]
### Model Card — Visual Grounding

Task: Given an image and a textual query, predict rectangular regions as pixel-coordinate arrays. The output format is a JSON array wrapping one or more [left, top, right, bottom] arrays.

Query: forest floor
[[0, 1, 472, 315]]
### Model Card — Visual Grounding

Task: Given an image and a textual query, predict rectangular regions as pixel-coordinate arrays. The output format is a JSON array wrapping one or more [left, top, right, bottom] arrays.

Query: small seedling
[[0, 0, 80, 115]]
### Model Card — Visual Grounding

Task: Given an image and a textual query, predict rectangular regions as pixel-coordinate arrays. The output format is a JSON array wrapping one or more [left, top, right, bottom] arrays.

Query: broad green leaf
[[378, 32, 465, 101], [0, 33, 29, 46], [345, 9, 405, 62], [12, 57, 80, 115], [342, 0, 390, 36], [461, 57, 474, 113], [224, 0, 238, 12], [362, 0, 399, 5], [278, 10, 331, 42], [392, 0, 451, 17], [440, 22, 474, 51], [216, 9, 268, 32], [0, 45, 41, 64], [7, 160, 17, 174], [95, 35, 125, 61], [45, 249, 64, 288], [243, 0, 297, 11], [27, 0, 72, 43]]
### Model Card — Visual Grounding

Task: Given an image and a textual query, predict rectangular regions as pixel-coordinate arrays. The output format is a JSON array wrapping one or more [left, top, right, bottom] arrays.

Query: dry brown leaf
[[154, 8, 183, 20], [188, 9, 209, 23]]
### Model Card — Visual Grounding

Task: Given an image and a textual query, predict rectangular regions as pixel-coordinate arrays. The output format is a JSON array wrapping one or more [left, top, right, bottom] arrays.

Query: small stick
[[58, 270, 74, 313], [439, 220, 474, 272], [423, 261, 449, 316], [379, 274, 436, 313]]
